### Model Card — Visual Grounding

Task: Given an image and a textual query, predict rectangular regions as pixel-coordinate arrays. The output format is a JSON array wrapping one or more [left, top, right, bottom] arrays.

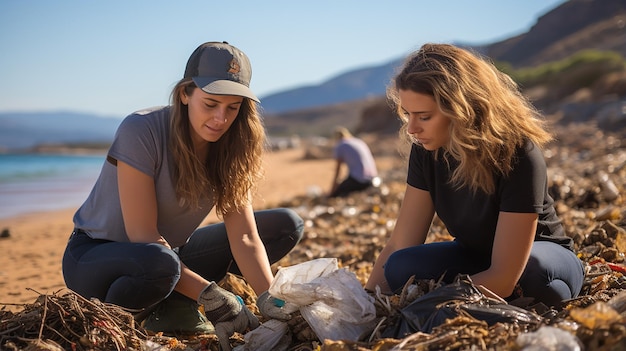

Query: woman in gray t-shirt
[[62, 42, 302, 349]]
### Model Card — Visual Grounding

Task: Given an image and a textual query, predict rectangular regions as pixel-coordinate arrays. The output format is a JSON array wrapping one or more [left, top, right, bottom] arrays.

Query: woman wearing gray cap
[[62, 42, 302, 350]]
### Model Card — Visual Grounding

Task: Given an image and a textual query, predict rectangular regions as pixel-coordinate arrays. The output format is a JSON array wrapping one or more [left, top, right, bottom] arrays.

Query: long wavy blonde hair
[[169, 78, 266, 216], [388, 43, 553, 195]]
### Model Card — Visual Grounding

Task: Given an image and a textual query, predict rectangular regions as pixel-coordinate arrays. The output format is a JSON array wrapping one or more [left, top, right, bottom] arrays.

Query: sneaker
[[142, 292, 215, 335]]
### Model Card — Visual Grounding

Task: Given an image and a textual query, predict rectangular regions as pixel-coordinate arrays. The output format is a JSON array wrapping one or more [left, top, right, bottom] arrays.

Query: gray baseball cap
[[184, 41, 259, 102]]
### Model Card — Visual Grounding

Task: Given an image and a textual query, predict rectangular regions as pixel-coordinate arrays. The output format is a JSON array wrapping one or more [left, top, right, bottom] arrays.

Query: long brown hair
[[169, 78, 266, 216], [388, 43, 553, 194]]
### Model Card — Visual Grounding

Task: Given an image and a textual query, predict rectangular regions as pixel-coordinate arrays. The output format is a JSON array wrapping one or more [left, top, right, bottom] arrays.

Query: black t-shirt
[[407, 140, 573, 255]]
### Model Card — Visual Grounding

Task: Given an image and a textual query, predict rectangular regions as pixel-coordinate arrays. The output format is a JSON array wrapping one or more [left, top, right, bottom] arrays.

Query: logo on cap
[[228, 59, 240, 75]]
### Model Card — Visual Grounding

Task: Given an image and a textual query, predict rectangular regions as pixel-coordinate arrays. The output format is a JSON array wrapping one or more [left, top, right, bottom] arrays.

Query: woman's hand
[[256, 290, 291, 320], [155, 236, 171, 249], [198, 282, 259, 351]]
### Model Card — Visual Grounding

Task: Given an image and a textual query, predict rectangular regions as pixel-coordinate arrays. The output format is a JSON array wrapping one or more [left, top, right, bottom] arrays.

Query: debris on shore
[[1, 124, 625, 350]]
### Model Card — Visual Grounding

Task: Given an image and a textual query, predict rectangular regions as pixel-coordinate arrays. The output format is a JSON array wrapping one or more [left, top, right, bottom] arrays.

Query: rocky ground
[[269, 123, 626, 351]]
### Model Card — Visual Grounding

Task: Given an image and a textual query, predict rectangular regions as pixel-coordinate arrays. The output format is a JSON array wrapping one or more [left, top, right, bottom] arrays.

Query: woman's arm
[[176, 206, 276, 300], [329, 158, 342, 195], [470, 212, 537, 298], [118, 160, 212, 299], [117, 160, 168, 247], [223, 204, 274, 295], [365, 185, 435, 293]]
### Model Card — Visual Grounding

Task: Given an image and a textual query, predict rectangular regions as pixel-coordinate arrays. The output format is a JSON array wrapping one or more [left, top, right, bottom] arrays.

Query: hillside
[[260, 0, 625, 116], [485, 0, 626, 67], [259, 59, 404, 115], [264, 0, 626, 138]]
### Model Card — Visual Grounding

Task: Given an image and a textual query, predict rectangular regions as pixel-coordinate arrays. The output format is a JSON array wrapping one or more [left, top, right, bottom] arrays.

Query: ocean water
[[0, 153, 105, 220]]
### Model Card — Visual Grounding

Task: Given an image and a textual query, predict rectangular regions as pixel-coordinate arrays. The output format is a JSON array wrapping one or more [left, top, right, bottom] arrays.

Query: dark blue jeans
[[384, 240, 585, 307], [329, 176, 372, 198], [62, 208, 304, 309]]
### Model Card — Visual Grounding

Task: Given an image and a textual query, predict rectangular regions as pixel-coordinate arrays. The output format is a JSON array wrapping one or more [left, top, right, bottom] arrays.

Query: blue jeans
[[384, 240, 584, 307], [329, 176, 373, 198], [62, 208, 304, 309]]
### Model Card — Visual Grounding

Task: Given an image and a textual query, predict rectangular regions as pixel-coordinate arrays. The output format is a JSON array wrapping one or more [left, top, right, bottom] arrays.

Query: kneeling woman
[[62, 42, 303, 350], [365, 43, 584, 307]]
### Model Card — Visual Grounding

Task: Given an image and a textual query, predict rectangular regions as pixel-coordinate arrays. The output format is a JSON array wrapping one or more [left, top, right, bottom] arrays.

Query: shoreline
[[0, 148, 340, 307], [0, 169, 101, 221], [0, 146, 400, 308]]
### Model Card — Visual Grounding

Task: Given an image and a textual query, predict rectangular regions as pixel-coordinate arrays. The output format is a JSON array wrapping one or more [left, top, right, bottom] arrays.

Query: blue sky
[[0, 0, 566, 118]]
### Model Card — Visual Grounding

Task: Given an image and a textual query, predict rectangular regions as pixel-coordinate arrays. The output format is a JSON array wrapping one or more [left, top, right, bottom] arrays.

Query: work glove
[[256, 290, 291, 321], [198, 282, 259, 351]]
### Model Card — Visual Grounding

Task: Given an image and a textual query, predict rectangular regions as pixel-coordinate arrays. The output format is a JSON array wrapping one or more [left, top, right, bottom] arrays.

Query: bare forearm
[[222, 206, 275, 294], [470, 269, 516, 299], [365, 245, 394, 293], [231, 236, 273, 294], [175, 264, 210, 300]]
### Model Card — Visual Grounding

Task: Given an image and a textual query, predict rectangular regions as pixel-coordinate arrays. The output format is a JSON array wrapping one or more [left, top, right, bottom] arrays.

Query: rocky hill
[[264, 0, 626, 138], [485, 0, 626, 67], [259, 59, 403, 115]]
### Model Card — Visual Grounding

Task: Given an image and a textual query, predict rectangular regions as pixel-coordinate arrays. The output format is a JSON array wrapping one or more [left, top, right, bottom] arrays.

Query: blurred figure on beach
[[61, 41, 302, 350], [365, 43, 584, 308], [328, 126, 379, 198]]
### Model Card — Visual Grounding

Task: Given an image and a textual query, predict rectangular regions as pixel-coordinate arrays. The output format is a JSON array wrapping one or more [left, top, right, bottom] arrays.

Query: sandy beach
[[0, 147, 396, 308], [0, 148, 334, 307]]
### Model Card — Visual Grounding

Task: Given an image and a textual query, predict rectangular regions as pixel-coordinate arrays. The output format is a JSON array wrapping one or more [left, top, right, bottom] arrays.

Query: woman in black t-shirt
[[365, 43, 584, 307]]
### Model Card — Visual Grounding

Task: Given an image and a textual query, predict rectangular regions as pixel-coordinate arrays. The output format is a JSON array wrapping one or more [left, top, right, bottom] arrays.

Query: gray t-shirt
[[333, 137, 378, 182], [73, 106, 214, 248]]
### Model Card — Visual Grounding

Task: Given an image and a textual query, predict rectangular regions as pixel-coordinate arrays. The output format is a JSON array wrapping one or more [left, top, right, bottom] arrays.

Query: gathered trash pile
[[1, 124, 625, 350]]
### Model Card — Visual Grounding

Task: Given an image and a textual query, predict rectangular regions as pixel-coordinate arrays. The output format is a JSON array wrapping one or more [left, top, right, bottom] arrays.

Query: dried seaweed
[[1, 289, 148, 350], [2, 124, 625, 350]]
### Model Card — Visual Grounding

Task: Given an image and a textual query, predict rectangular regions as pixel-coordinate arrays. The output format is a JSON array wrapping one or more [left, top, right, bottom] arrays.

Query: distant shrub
[[497, 50, 626, 90]]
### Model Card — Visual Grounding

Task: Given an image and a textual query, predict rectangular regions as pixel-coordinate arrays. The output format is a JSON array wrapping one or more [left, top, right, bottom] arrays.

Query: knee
[[274, 208, 305, 241], [384, 251, 415, 292], [281, 208, 304, 229], [520, 256, 582, 306], [523, 277, 573, 307], [143, 244, 181, 279]]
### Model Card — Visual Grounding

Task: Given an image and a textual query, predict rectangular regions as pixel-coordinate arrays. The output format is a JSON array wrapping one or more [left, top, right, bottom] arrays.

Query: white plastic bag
[[269, 257, 377, 341], [516, 326, 582, 351], [236, 258, 377, 350], [233, 319, 290, 351]]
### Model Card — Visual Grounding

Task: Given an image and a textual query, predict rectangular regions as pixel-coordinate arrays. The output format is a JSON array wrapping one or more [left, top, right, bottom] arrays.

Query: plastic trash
[[383, 275, 543, 338], [232, 319, 291, 351], [235, 258, 376, 350], [598, 171, 620, 202], [516, 326, 582, 351], [269, 257, 377, 342], [608, 290, 626, 316]]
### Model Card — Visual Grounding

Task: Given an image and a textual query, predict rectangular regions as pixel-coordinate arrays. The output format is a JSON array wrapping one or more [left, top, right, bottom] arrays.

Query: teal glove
[[198, 282, 259, 351], [256, 290, 291, 321]]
